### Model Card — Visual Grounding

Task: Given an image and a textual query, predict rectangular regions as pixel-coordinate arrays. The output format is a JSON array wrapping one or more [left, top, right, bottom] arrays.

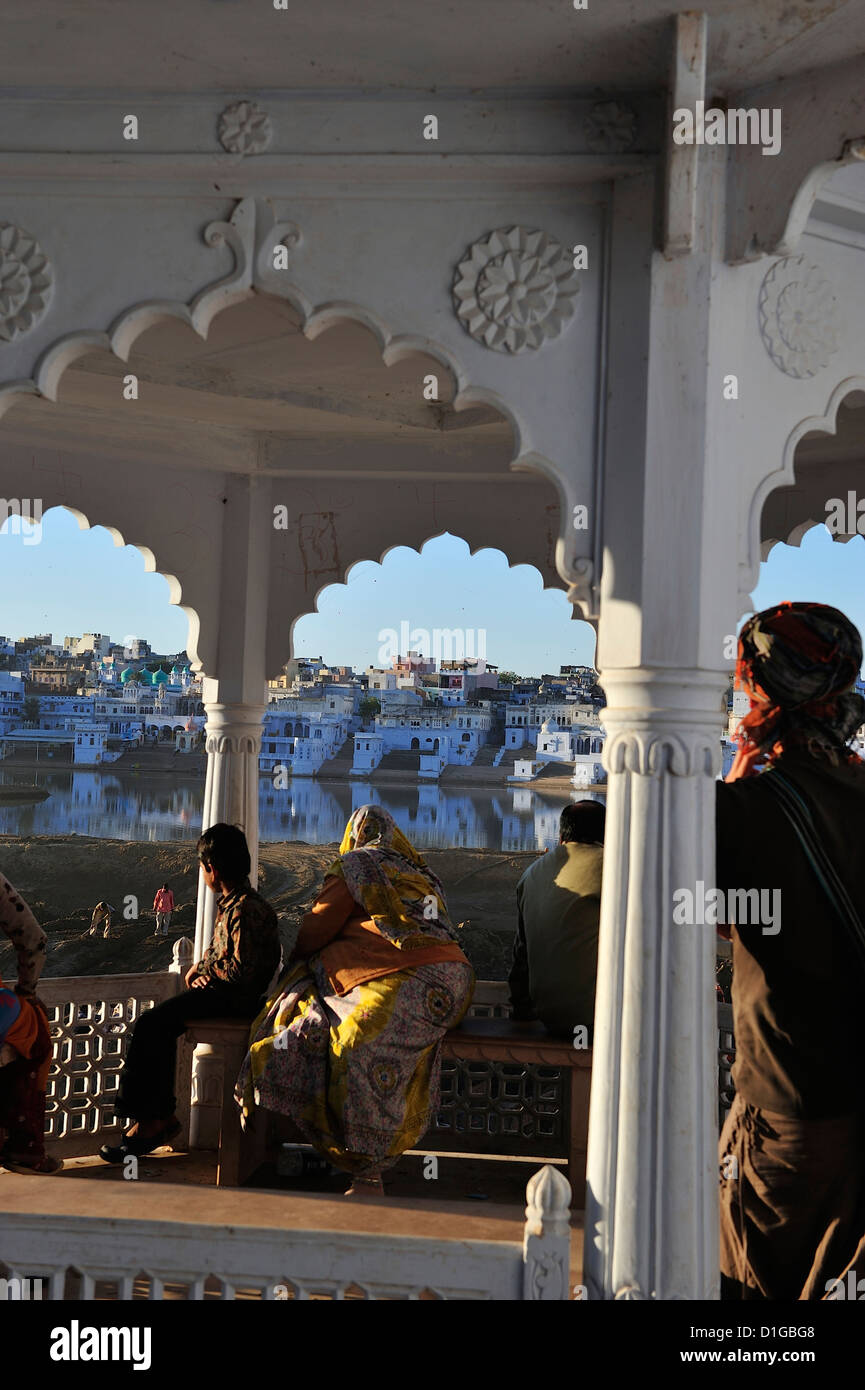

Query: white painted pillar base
[[584, 668, 725, 1301], [190, 697, 264, 1150]]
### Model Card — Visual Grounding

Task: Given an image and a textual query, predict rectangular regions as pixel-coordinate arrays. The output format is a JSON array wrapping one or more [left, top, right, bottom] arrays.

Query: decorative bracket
[[663, 11, 707, 258], [188, 197, 304, 337]]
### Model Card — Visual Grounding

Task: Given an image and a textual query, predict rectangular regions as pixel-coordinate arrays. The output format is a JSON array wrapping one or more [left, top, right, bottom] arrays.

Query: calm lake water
[[0, 766, 603, 853]]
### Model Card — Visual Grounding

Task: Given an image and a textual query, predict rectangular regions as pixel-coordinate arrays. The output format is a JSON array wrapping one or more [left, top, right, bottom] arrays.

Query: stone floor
[[1, 1147, 585, 1297]]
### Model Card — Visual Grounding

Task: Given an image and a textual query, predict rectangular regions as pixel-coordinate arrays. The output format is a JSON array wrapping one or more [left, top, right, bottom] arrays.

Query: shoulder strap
[[759, 767, 865, 977]]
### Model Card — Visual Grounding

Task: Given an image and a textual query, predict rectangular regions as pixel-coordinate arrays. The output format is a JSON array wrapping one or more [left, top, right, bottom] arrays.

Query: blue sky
[[1, 507, 863, 674]]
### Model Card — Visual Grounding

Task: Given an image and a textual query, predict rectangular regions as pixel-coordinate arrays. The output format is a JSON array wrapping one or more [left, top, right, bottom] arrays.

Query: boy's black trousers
[[113, 984, 260, 1123]]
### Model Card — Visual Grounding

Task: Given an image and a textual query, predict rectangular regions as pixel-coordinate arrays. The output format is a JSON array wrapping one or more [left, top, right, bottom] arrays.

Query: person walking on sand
[[153, 884, 175, 936], [88, 901, 114, 939]]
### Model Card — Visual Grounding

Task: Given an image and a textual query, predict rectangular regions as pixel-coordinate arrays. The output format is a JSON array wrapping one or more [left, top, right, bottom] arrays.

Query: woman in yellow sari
[[236, 805, 474, 1195]]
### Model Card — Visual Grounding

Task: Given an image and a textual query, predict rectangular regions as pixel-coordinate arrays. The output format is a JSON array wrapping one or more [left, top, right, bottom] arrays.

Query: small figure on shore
[[0, 874, 62, 1175], [88, 901, 114, 939], [152, 883, 175, 936]]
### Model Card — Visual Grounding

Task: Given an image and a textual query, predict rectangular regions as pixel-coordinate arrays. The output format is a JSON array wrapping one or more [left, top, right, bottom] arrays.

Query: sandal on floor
[[1, 1151, 63, 1175], [99, 1117, 182, 1164], [344, 1175, 385, 1198]]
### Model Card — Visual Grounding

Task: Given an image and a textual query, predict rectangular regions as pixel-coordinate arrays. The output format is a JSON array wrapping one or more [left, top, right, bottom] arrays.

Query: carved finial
[[523, 1165, 572, 1300], [525, 1163, 572, 1237], [170, 937, 195, 974]]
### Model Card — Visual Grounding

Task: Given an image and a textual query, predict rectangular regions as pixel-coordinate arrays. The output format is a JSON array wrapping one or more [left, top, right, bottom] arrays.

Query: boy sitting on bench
[[100, 823, 279, 1163]]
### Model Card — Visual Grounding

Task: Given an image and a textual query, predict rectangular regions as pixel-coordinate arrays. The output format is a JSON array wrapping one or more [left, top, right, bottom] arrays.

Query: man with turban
[[717, 601, 865, 1299]]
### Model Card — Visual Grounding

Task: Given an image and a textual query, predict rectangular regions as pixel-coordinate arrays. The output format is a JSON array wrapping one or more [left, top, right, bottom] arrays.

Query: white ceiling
[[3, 0, 863, 94]]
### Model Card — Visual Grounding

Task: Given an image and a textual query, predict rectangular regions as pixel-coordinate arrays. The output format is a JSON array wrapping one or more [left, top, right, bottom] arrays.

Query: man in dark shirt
[[508, 800, 604, 1039], [717, 601, 865, 1301], [100, 823, 279, 1163]]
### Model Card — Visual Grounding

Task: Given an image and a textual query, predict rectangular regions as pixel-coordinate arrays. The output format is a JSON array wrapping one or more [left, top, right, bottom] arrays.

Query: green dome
[[152, 668, 169, 684], [120, 666, 135, 684]]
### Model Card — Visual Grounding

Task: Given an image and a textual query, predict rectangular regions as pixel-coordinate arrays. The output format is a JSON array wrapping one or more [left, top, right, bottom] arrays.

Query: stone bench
[[431, 1018, 590, 1204], [176, 1018, 263, 1188], [177, 1014, 590, 1201]]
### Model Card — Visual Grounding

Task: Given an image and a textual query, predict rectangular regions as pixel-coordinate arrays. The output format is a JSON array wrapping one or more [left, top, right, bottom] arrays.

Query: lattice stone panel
[[433, 1056, 567, 1160], [39, 973, 182, 1157], [466, 980, 512, 1020]]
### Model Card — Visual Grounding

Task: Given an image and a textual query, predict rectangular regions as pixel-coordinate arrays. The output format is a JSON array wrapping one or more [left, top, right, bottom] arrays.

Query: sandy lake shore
[[0, 835, 534, 984]]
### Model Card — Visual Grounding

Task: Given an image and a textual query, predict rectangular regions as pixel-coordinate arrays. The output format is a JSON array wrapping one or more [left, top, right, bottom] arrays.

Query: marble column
[[188, 472, 272, 1151], [186, 700, 262, 1149], [583, 668, 725, 1300], [193, 699, 265, 962], [188, 698, 264, 1150]]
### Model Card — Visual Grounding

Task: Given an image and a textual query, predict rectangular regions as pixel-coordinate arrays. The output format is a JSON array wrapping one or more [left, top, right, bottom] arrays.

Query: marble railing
[[0, 1164, 573, 1301]]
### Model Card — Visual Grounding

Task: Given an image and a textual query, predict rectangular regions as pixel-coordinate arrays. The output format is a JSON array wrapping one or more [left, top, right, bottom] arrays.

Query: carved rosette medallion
[[218, 101, 273, 155], [0, 223, 53, 342], [584, 101, 637, 153], [453, 226, 580, 353], [758, 256, 840, 379]]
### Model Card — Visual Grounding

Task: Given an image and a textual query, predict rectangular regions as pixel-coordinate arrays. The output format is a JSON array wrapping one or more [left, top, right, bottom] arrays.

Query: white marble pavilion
[[1, 1, 865, 1299]]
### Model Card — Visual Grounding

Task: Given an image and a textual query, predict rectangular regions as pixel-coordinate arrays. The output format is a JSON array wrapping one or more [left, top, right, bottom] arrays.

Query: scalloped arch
[[0, 282, 548, 484], [286, 530, 581, 676], [0, 263, 576, 667], [742, 374, 865, 611], [35, 503, 203, 672]]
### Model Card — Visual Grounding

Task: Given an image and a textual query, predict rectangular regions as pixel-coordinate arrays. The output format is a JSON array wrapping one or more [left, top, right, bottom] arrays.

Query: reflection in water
[[0, 767, 604, 852]]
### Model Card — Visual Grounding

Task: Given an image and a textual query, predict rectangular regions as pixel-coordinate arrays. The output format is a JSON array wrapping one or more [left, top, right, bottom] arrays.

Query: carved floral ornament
[[218, 101, 273, 155], [583, 101, 637, 153], [758, 255, 840, 380], [453, 226, 580, 353], [0, 222, 54, 342]]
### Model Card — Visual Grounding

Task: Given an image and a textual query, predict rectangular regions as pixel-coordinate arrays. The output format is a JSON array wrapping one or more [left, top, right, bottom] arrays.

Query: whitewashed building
[[0, 670, 26, 731], [352, 731, 385, 775], [260, 689, 355, 775], [355, 701, 495, 774], [73, 722, 113, 766]]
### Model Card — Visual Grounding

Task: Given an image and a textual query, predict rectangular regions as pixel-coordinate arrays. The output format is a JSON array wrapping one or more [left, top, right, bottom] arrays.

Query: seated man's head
[[560, 800, 606, 846], [197, 823, 251, 893]]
